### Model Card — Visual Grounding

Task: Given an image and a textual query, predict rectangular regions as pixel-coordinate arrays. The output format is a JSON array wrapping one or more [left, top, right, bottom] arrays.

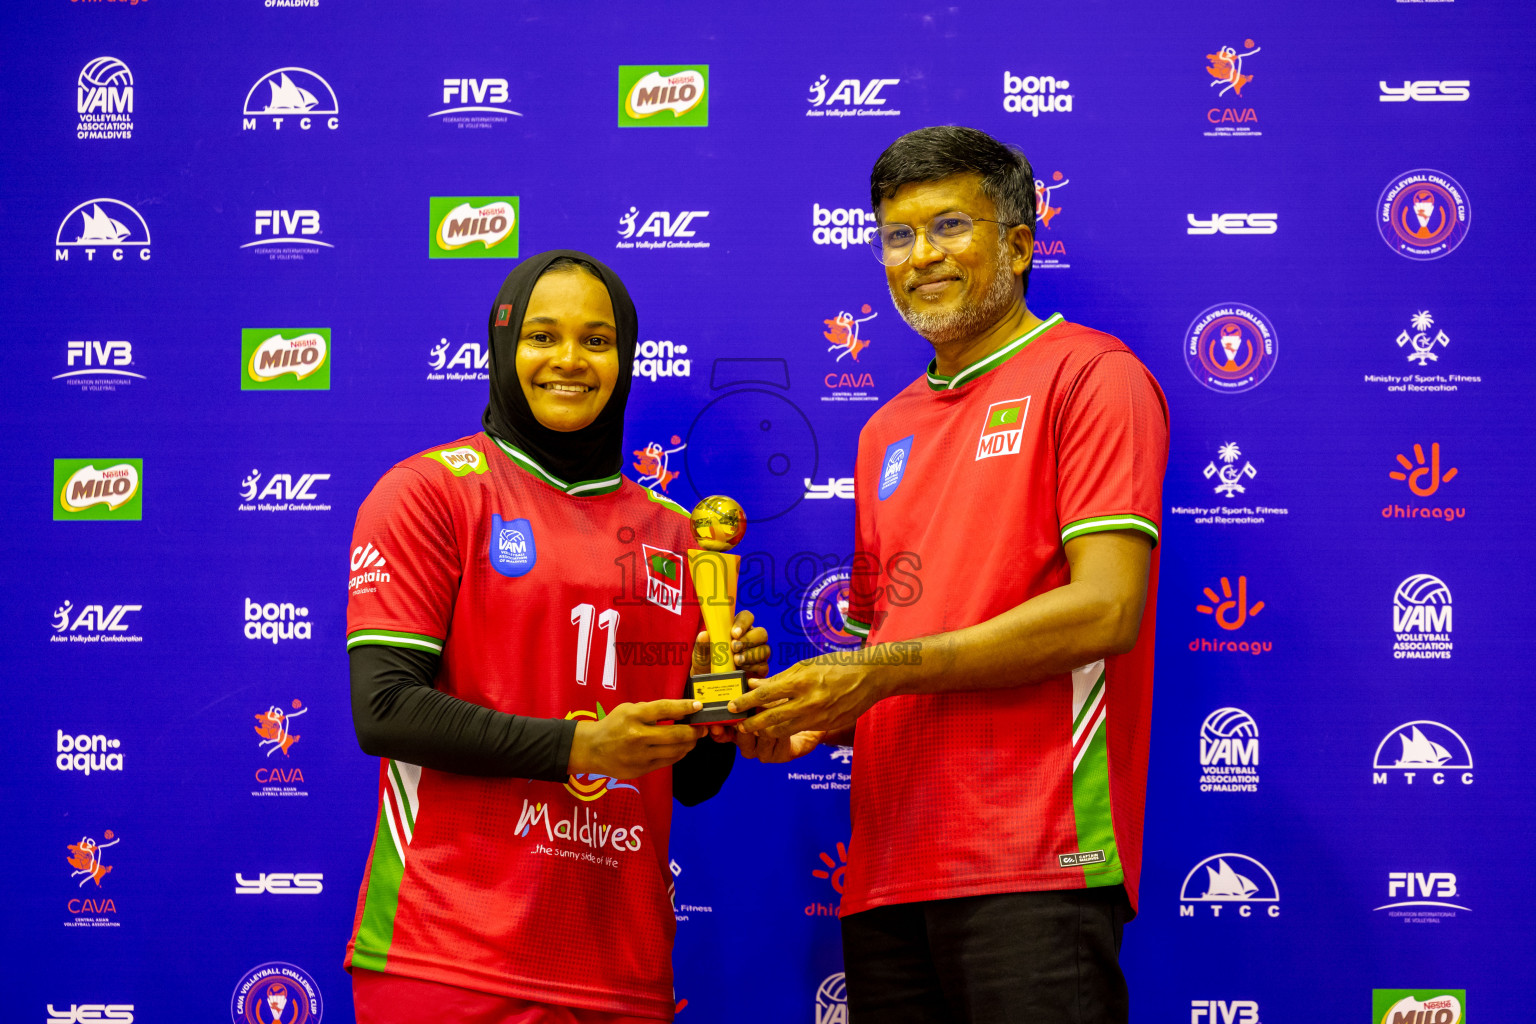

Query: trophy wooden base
[[683, 671, 757, 725]]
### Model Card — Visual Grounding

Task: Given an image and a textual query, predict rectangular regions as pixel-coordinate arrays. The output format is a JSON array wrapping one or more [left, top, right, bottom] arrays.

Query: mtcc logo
[[54, 199, 151, 262], [616, 208, 710, 250], [1199, 708, 1259, 793], [244, 599, 314, 643], [242, 68, 339, 130], [1378, 169, 1470, 260], [239, 470, 331, 512], [1190, 1002, 1258, 1024], [1373, 720, 1473, 785], [432, 77, 521, 127], [1179, 853, 1279, 917], [1204, 443, 1257, 497], [77, 57, 134, 140], [634, 339, 691, 381], [1396, 310, 1450, 365], [812, 203, 878, 250], [816, 973, 848, 1024], [807, 75, 901, 117], [1393, 574, 1452, 660], [56, 731, 125, 775], [1002, 72, 1073, 115], [428, 337, 489, 381], [1186, 213, 1277, 235], [1379, 80, 1470, 102]]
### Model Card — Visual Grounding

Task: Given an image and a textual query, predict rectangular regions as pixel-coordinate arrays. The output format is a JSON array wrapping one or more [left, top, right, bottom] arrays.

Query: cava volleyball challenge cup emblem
[[1184, 304, 1278, 394], [682, 495, 755, 725], [1377, 169, 1470, 261]]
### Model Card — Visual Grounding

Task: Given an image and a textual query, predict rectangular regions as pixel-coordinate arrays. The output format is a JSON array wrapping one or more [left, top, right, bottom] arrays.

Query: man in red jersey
[[733, 127, 1169, 1023]]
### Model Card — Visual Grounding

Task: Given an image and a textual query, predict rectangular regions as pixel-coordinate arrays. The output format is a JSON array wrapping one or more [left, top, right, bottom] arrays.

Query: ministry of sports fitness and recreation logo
[[56, 338, 141, 391], [630, 435, 685, 493], [822, 304, 878, 404], [1367, 311, 1480, 393], [65, 829, 121, 929], [429, 196, 519, 258], [76, 57, 134, 140], [1202, 39, 1262, 137], [51, 600, 142, 644], [54, 199, 151, 262], [634, 339, 692, 381], [801, 566, 860, 653], [243, 208, 330, 261], [240, 469, 331, 512], [1191, 575, 1271, 655], [431, 77, 522, 128], [54, 458, 142, 521], [1376, 869, 1468, 922], [242, 68, 339, 130], [56, 730, 125, 776], [243, 599, 314, 644], [1199, 707, 1259, 793], [616, 207, 710, 250], [812, 202, 878, 251], [1205, 443, 1257, 497], [253, 700, 309, 797], [428, 336, 489, 382], [807, 75, 901, 117], [815, 973, 848, 1024], [1179, 853, 1280, 917], [1169, 442, 1287, 528], [1393, 574, 1452, 660], [1373, 720, 1473, 786], [231, 963, 323, 1024], [241, 328, 330, 390], [1033, 171, 1070, 270], [1184, 304, 1277, 393], [1372, 991, 1464, 1024], [619, 65, 708, 127], [1002, 72, 1073, 116], [1378, 170, 1470, 260]]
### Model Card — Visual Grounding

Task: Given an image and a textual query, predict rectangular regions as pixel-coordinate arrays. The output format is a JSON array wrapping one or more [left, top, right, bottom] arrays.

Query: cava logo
[[65, 829, 122, 929], [630, 435, 685, 494], [253, 700, 309, 797], [1377, 870, 1467, 921], [51, 600, 142, 644], [430, 196, 519, 258], [975, 397, 1030, 460], [349, 542, 390, 594], [242, 68, 339, 130], [235, 872, 323, 895], [1187, 213, 1277, 235], [822, 303, 880, 402], [54, 459, 142, 520], [241, 329, 330, 389], [230, 962, 323, 1024], [1179, 854, 1280, 917], [1373, 990, 1464, 1024], [816, 973, 848, 1024], [1378, 170, 1470, 261], [243, 599, 313, 644], [642, 544, 683, 614], [1199, 708, 1259, 793], [425, 445, 488, 476], [1394, 574, 1452, 660], [1190, 1002, 1259, 1024], [807, 75, 901, 117], [1203, 40, 1262, 137], [1003, 72, 1073, 116], [255, 700, 306, 757], [619, 65, 708, 126], [1185, 304, 1278, 393], [1031, 171, 1071, 269], [47, 1006, 134, 1023], [428, 337, 489, 381], [1373, 721, 1473, 785], [57, 340, 140, 390], [77, 57, 134, 140], [1379, 80, 1470, 102], [616, 207, 710, 250], [432, 77, 522, 127], [54, 199, 151, 261], [56, 731, 125, 775], [239, 470, 332, 512], [67, 831, 119, 888], [634, 339, 692, 381], [812, 202, 878, 250]]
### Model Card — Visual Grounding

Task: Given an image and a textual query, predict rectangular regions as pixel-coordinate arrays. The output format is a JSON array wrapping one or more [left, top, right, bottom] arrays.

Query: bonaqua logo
[[243, 599, 313, 643], [56, 731, 125, 775], [54, 199, 151, 262], [77, 57, 134, 140], [1002, 72, 1073, 116], [807, 75, 901, 117], [242, 68, 339, 130], [634, 339, 691, 381], [812, 203, 878, 250]]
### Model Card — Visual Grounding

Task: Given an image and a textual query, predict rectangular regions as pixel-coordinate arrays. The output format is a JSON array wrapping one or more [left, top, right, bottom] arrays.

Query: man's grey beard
[[888, 239, 1018, 347]]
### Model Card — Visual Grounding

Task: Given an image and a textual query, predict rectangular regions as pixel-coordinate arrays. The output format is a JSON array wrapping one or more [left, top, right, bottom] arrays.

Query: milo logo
[[241, 329, 331, 390], [430, 196, 520, 258], [55, 459, 142, 521], [619, 66, 709, 127], [424, 446, 488, 476]]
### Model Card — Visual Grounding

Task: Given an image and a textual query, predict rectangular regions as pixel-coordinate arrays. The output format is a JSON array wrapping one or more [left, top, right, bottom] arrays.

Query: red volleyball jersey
[[842, 314, 1169, 916], [343, 431, 701, 1020]]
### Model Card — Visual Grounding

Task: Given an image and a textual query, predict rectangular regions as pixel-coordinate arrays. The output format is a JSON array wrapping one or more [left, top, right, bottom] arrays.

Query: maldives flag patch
[[976, 396, 1031, 461], [642, 543, 683, 614]]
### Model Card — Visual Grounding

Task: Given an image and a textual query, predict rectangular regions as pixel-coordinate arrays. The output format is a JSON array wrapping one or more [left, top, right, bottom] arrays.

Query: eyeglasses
[[870, 212, 1016, 266]]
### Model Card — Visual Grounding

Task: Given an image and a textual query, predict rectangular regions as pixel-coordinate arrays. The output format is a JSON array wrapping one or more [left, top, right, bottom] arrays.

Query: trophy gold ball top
[[690, 495, 746, 552]]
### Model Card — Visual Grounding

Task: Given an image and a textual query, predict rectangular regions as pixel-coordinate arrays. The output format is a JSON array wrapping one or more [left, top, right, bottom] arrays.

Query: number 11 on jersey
[[570, 603, 619, 688]]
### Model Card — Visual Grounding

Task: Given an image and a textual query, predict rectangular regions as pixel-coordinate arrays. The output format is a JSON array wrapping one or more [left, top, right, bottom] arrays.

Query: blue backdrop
[[5, 1, 1534, 1022]]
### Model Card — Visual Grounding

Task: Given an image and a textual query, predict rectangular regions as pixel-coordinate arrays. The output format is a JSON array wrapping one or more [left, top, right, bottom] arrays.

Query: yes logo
[[241, 329, 330, 389], [1186, 213, 1277, 235], [430, 196, 519, 258], [1390, 442, 1457, 496], [54, 459, 142, 520], [643, 544, 684, 614], [975, 397, 1030, 460], [489, 514, 536, 578], [1379, 81, 1470, 102], [235, 872, 323, 895], [1197, 576, 1264, 630], [619, 66, 708, 126]]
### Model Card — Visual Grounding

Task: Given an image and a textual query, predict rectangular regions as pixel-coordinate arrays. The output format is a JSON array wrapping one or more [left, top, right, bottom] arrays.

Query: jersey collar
[[488, 434, 623, 497], [923, 313, 1065, 393]]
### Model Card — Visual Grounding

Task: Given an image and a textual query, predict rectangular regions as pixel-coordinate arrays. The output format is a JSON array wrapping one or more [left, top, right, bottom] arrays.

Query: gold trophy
[[683, 495, 756, 725]]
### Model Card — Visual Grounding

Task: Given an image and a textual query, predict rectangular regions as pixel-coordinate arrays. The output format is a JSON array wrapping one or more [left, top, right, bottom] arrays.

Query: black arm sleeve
[[671, 732, 736, 807], [350, 644, 575, 781]]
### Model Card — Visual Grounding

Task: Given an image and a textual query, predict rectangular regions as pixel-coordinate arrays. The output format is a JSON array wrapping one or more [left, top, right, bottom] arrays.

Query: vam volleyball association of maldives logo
[[1378, 169, 1470, 260], [1184, 304, 1277, 393]]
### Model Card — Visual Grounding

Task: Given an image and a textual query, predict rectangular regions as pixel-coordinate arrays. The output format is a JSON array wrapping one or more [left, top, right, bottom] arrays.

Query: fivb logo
[[235, 872, 323, 895], [54, 459, 142, 521], [77, 57, 134, 140], [1199, 708, 1259, 793], [1187, 213, 1277, 235], [242, 67, 339, 130], [1003, 72, 1073, 115], [47, 1005, 134, 1023], [429, 337, 489, 381], [975, 397, 1030, 460], [241, 329, 330, 390], [1179, 853, 1280, 917], [430, 196, 519, 258], [1373, 721, 1473, 786], [616, 207, 710, 250], [1394, 574, 1452, 660], [244, 599, 314, 644], [56, 731, 125, 775], [432, 77, 522, 124], [1377, 871, 1467, 916], [1190, 1002, 1259, 1024], [54, 199, 151, 262], [58, 340, 140, 388], [51, 600, 142, 644], [244, 209, 330, 254], [812, 204, 878, 250], [1380, 80, 1470, 102], [806, 75, 901, 117], [634, 340, 692, 381], [239, 469, 331, 510], [642, 544, 683, 614]]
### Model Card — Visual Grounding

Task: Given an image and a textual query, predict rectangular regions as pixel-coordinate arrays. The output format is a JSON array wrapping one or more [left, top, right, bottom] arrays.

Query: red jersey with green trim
[[842, 314, 1168, 916], [343, 431, 700, 1020]]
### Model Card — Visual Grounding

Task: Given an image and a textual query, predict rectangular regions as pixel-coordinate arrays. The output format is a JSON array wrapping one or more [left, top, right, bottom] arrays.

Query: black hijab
[[482, 250, 637, 484]]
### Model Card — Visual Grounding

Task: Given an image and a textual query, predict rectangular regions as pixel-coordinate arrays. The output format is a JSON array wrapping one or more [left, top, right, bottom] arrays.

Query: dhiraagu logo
[[430, 196, 519, 258], [241, 329, 330, 390], [619, 66, 708, 127], [55, 459, 142, 521]]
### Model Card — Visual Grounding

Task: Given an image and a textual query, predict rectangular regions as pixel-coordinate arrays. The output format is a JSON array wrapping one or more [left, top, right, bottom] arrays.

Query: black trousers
[[840, 886, 1132, 1024]]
